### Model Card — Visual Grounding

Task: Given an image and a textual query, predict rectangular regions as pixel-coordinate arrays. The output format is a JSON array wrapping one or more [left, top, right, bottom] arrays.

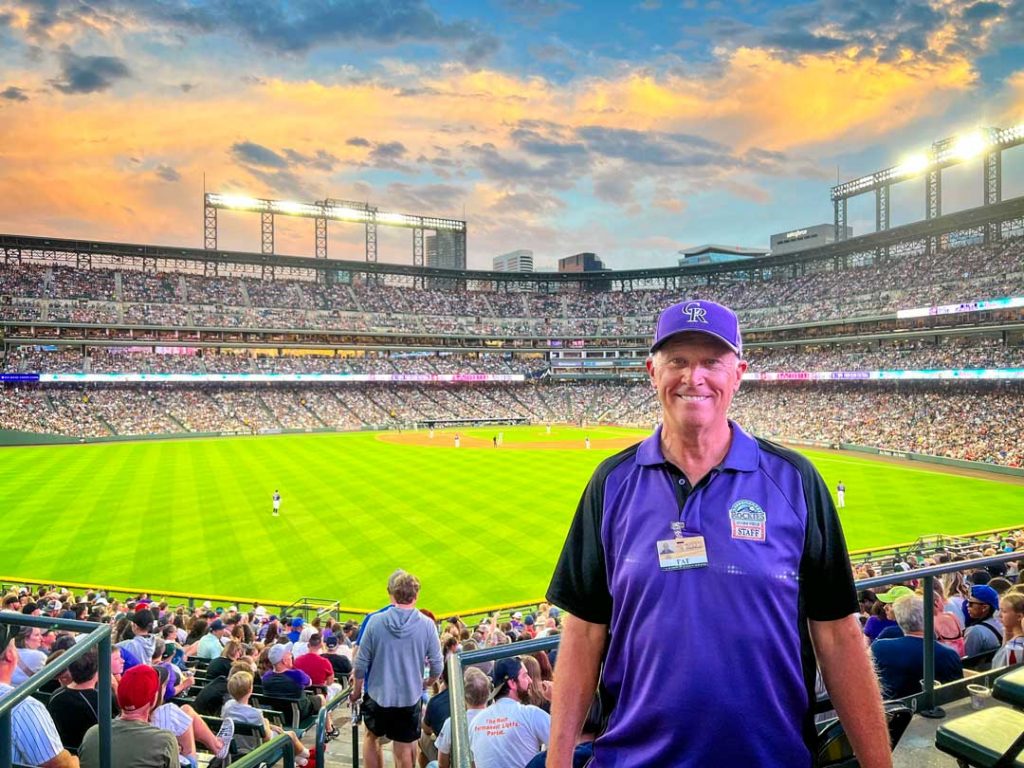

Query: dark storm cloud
[[1, 86, 29, 101], [462, 142, 582, 188], [510, 126, 587, 158], [346, 137, 372, 147], [50, 47, 131, 94]]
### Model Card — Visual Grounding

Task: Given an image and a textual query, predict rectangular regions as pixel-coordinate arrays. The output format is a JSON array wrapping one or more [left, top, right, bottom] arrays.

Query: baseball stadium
[[3, 15, 1024, 761], [2, 128, 1024, 765]]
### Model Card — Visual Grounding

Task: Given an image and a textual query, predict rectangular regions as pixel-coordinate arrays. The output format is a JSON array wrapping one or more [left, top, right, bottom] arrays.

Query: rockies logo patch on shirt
[[728, 499, 766, 541]]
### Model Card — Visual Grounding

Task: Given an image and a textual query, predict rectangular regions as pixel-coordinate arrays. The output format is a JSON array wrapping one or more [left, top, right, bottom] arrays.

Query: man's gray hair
[[464, 666, 491, 708], [893, 595, 925, 634]]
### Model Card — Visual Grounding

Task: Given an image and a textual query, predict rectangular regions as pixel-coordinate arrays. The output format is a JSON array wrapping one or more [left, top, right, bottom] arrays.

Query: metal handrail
[[447, 551, 1023, 768], [230, 731, 296, 768], [0, 614, 112, 768], [313, 687, 352, 768]]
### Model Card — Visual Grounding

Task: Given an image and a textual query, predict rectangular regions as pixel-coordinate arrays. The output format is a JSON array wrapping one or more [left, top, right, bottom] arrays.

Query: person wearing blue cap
[[546, 299, 889, 768], [963, 585, 1003, 656]]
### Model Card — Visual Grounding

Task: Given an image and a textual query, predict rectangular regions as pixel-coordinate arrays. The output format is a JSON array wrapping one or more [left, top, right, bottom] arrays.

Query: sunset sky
[[1, 0, 1023, 270]]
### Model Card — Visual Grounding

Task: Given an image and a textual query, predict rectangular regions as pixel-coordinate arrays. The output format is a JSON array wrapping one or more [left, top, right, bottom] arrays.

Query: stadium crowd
[[1, 236, 1021, 336], [2, 535, 1024, 767]]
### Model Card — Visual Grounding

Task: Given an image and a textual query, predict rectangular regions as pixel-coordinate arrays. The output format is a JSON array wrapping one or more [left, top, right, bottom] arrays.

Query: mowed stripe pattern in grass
[[0, 427, 1020, 615]]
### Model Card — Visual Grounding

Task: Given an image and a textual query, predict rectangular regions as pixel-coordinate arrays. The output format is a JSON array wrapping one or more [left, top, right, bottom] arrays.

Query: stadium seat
[[935, 706, 1024, 767], [995, 668, 1024, 708], [816, 702, 913, 767], [254, 693, 315, 732]]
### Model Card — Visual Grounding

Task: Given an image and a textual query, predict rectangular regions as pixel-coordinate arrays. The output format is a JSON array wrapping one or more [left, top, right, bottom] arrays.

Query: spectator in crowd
[[286, 617, 304, 644], [429, 667, 491, 768], [150, 665, 233, 766], [351, 569, 443, 768], [964, 585, 1004, 656], [0, 623, 78, 767], [192, 659, 253, 717], [116, 608, 156, 671], [322, 634, 353, 679], [262, 643, 327, 723], [992, 593, 1024, 668], [931, 581, 966, 657], [47, 649, 114, 752], [80, 664, 176, 768], [864, 588, 911, 642], [469, 657, 550, 768], [206, 639, 244, 680], [293, 632, 341, 699], [871, 595, 964, 699], [12, 626, 48, 684], [196, 619, 228, 660], [546, 299, 888, 768], [221, 670, 310, 765]]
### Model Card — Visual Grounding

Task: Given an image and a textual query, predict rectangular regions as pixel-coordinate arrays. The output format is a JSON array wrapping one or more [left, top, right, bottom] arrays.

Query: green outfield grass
[[0, 425, 1020, 615]]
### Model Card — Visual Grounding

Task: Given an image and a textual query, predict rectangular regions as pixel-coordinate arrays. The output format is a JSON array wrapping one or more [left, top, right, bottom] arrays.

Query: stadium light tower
[[830, 125, 1024, 244], [202, 193, 467, 268]]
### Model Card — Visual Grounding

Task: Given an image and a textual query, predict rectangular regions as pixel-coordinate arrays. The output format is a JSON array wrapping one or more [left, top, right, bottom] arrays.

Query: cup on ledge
[[967, 683, 992, 710]]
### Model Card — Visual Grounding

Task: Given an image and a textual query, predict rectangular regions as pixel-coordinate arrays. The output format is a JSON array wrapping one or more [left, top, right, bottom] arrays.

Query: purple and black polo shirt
[[547, 422, 858, 767]]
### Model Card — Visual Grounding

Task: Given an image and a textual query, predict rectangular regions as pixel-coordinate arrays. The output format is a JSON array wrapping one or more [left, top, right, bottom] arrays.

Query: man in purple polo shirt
[[546, 299, 890, 768]]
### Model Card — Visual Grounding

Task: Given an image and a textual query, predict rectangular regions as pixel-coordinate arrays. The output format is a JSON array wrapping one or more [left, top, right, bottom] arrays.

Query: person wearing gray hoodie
[[352, 569, 443, 768]]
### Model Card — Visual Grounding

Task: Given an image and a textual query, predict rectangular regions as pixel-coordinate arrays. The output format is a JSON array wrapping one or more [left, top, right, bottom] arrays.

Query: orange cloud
[[0, 39, 990, 258]]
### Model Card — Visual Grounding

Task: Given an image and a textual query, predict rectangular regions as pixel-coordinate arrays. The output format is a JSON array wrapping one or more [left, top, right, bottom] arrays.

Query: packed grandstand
[[1, 226, 1022, 467]]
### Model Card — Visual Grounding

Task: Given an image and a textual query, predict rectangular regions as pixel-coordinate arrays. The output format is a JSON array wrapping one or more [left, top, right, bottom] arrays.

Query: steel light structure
[[830, 125, 1024, 243], [203, 192, 466, 267]]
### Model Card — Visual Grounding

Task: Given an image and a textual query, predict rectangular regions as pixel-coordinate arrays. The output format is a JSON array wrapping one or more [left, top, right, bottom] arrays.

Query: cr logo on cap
[[682, 302, 708, 324]]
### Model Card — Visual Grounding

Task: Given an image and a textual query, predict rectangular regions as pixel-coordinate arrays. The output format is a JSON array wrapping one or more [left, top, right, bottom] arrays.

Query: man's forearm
[[811, 615, 892, 768], [547, 614, 606, 768]]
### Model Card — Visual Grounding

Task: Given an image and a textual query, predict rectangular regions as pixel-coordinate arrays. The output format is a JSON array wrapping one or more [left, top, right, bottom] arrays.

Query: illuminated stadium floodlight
[[203, 192, 467, 267], [829, 125, 1024, 243]]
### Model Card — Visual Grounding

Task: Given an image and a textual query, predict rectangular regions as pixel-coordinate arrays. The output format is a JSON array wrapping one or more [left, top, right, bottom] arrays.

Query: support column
[[261, 212, 274, 255], [204, 204, 217, 250]]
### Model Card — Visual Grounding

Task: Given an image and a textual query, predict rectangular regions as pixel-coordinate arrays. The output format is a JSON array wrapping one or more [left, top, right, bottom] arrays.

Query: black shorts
[[362, 695, 421, 743]]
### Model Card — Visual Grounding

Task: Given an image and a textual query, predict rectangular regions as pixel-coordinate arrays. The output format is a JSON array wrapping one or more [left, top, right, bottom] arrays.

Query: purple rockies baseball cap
[[650, 299, 742, 356]]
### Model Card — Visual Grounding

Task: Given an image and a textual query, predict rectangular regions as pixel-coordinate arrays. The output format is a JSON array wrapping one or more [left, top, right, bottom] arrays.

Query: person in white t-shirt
[[469, 657, 550, 768], [427, 667, 491, 768]]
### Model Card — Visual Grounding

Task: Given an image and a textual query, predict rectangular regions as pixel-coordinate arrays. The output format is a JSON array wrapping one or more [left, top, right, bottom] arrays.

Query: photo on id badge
[[657, 534, 708, 571]]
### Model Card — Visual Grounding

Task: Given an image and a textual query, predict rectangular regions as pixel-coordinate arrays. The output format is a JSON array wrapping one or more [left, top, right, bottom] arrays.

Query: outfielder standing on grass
[[272, 490, 281, 517]]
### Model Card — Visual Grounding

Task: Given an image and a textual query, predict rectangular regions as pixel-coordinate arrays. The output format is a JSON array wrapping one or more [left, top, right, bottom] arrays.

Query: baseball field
[[1, 425, 1020, 615]]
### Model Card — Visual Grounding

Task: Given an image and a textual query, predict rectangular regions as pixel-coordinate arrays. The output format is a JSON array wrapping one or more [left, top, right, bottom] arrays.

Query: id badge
[[656, 535, 709, 571]]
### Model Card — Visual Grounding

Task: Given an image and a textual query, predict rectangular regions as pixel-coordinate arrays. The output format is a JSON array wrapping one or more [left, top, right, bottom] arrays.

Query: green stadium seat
[[816, 702, 912, 767], [935, 706, 1024, 767], [995, 668, 1024, 708]]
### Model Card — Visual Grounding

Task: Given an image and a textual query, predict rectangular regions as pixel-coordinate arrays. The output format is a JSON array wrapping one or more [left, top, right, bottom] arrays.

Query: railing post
[[918, 574, 945, 718], [351, 700, 361, 768], [1, 712, 12, 768], [98, 632, 113, 768], [449, 650, 470, 768]]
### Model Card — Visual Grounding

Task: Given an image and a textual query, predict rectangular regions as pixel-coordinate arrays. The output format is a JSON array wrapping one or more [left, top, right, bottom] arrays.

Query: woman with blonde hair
[[993, 593, 1024, 668]]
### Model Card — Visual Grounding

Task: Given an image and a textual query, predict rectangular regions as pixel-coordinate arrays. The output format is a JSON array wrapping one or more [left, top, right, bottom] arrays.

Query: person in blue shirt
[[871, 595, 963, 699]]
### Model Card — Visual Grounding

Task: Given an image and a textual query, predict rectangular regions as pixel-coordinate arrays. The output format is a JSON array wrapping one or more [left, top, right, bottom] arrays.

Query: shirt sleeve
[[800, 464, 858, 621], [528, 704, 552, 746], [545, 470, 613, 624], [13, 699, 63, 766], [435, 718, 452, 754]]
